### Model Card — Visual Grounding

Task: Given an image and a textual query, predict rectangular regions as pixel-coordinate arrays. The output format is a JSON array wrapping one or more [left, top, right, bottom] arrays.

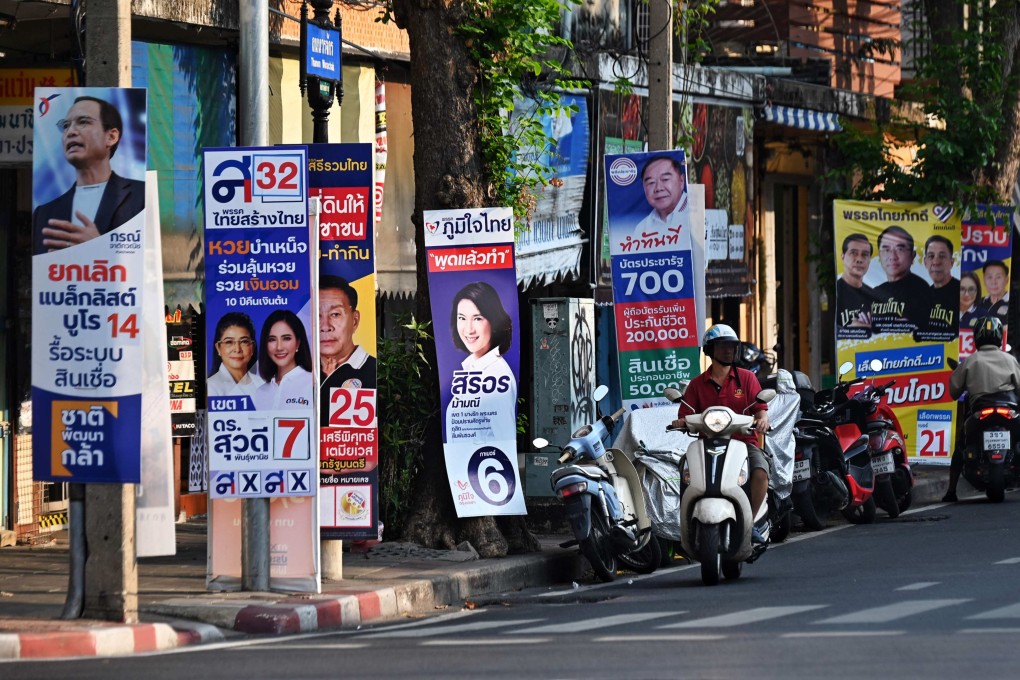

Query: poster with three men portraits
[[833, 200, 1014, 465]]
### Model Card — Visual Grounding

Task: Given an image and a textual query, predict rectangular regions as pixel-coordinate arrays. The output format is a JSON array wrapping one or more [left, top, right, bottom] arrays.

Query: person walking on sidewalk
[[943, 316, 1020, 501]]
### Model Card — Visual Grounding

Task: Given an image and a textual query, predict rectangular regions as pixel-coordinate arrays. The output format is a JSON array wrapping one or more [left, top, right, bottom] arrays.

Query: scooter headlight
[[737, 460, 749, 486], [681, 459, 691, 485], [703, 408, 731, 434], [869, 430, 888, 451]]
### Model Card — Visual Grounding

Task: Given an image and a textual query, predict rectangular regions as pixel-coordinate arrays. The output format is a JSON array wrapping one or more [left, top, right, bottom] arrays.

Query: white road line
[[594, 634, 726, 642], [782, 631, 904, 638], [361, 618, 544, 639], [512, 612, 680, 634], [817, 599, 971, 624], [994, 557, 1020, 564], [896, 582, 939, 591], [229, 643, 369, 651], [966, 602, 1020, 620], [659, 606, 827, 629], [421, 638, 549, 646], [959, 628, 1020, 634]]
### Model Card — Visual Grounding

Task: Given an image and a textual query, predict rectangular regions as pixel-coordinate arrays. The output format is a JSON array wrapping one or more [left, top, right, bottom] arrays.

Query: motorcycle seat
[[551, 463, 610, 486]]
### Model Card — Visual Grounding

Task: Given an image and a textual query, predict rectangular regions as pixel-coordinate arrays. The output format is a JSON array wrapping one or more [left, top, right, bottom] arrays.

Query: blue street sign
[[306, 23, 341, 82]]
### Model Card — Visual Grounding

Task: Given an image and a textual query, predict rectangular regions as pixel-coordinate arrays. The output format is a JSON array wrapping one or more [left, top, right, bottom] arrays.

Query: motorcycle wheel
[[657, 538, 676, 567], [771, 509, 792, 543], [987, 465, 1006, 503], [874, 478, 900, 519], [617, 534, 662, 574], [579, 511, 617, 582], [792, 488, 825, 531], [841, 496, 876, 524], [697, 523, 722, 586], [897, 490, 913, 513], [722, 559, 742, 580]]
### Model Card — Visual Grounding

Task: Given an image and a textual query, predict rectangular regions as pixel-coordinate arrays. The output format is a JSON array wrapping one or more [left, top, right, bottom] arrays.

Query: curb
[[0, 623, 181, 661], [146, 549, 586, 635]]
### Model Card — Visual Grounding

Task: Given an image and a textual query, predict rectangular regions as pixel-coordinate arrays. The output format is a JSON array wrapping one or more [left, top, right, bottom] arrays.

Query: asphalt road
[[7, 495, 1020, 679]]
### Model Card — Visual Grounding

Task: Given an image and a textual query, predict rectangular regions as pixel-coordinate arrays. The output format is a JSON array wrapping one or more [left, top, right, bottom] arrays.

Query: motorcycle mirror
[[869, 359, 883, 372], [837, 361, 853, 378], [663, 387, 684, 403], [593, 385, 610, 402], [756, 388, 777, 404], [947, 358, 959, 370]]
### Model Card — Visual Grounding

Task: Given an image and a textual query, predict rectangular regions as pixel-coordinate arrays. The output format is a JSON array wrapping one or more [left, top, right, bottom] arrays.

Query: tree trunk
[[389, 0, 538, 557]]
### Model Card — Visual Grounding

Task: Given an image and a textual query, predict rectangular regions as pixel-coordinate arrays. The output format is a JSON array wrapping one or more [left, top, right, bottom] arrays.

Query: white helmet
[[702, 324, 739, 361], [702, 324, 739, 347]]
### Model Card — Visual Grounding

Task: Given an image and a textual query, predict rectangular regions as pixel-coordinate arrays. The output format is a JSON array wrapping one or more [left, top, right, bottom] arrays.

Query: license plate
[[983, 430, 1010, 451], [793, 459, 811, 482], [871, 452, 894, 475]]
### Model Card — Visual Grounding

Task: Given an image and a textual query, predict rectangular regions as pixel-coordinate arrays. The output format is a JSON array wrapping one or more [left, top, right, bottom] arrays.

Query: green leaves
[[458, 0, 588, 219]]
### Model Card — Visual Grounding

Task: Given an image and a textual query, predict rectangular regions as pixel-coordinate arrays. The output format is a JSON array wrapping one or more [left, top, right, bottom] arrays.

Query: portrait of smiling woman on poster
[[254, 309, 315, 412], [445, 282, 518, 443]]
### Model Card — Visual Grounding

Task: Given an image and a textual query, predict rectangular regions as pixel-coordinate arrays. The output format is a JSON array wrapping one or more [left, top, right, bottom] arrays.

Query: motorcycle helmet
[[974, 316, 1004, 349], [702, 324, 740, 361]]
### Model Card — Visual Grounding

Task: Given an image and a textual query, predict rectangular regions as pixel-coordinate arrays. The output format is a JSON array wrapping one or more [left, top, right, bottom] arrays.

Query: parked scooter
[[854, 364, 914, 517], [948, 358, 1020, 502], [537, 386, 661, 582], [792, 361, 877, 529], [664, 384, 777, 586]]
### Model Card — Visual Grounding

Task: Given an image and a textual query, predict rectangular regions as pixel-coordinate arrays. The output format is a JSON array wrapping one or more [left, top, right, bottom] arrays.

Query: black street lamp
[[300, 0, 344, 144]]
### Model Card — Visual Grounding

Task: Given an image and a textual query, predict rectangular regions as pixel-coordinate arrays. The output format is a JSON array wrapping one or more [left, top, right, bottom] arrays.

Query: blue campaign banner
[[31, 86, 148, 483], [307, 143, 380, 541], [203, 145, 316, 500], [610, 252, 696, 303], [855, 344, 945, 376]]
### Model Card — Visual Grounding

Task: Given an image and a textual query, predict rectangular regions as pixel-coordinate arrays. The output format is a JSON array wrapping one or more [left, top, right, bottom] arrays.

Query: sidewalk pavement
[[0, 465, 953, 661]]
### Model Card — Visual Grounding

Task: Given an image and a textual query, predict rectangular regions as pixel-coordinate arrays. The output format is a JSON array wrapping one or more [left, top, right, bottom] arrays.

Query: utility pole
[[300, 0, 344, 581], [648, 0, 674, 151], [83, 0, 137, 622], [239, 0, 271, 592]]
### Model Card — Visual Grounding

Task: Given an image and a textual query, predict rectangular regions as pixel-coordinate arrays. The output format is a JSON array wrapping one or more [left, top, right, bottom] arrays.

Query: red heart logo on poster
[[425, 220, 439, 234], [457, 480, 469, 490]]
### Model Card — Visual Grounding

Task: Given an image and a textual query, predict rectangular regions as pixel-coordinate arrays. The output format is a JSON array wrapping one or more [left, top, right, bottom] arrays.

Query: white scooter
[[664, 384, 777, 586]]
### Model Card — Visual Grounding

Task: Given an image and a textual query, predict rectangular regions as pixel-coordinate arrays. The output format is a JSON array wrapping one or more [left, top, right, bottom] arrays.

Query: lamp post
[[301, 0, 344, 144]]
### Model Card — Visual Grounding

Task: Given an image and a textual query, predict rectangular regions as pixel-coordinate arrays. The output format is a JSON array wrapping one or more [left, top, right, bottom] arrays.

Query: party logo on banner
[[31, 86, 148, 483], [604, 150, 702, 409], [424, 207, 526, 517], [309, 143, 380, 541]]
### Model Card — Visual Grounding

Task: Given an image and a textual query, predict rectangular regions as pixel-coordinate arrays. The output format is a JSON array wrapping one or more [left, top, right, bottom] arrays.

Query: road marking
[[231, 643, 369, 650], [783, 631, 904, 638], [421, 638, 548, 646], [994, 557, 1020, 565], [512, 612, 679, 634], [966, 602, 1020, 620], [896, 582, 939, 591], [361, 618, 543, 639], [659, 606, 827, 629], [959, 627, 1020, 634], [817, 599, 970, 624], [594, 634, 726, 642]]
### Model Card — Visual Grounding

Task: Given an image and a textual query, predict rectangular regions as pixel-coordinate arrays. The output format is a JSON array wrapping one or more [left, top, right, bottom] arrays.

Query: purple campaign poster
[[424, 207, 526, 517]]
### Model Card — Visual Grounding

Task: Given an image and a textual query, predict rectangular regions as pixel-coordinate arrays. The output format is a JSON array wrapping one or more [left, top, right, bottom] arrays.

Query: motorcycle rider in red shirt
[[671, 324, 771, 542]]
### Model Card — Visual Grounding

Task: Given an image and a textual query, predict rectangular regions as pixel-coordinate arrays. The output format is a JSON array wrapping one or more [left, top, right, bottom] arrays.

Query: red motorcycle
[[792, 361, 877, 528], [852, 373, 914, 517]]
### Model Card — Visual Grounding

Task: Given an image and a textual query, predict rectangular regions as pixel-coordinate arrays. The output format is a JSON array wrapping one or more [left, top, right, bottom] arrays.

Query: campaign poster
[[31, 86, 148, 483], [833, 200, 961, 462], [424, 207, 527, 517], [309, 143, 380, 541], [959, 205, 1013, 359], [604, 149, 702, 410], [166, 305, 199, 437], [202, 146, 316, 499]]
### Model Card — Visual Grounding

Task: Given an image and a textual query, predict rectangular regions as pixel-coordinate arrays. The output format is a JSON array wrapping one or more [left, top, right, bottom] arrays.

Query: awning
[[762, 105, 842, 132]]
